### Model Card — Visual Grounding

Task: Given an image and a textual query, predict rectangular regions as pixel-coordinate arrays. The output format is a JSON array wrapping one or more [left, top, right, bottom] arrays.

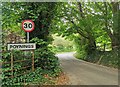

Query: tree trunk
[[111, 36, 118, 50], [77, 2, 97, 53], [88, 37, 96, 51], [111, 2, 119, 50]]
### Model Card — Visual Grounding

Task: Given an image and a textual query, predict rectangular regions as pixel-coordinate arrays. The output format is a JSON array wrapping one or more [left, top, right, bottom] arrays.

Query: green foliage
[[74, 36, 87, 60], [2, 67, 57, 86], [2, 2, 25, 37], [52, 35, 74, 53], [52, 45, 74, 53], [85, 51, 118, 68], [35, 48, 60, 70], [30, 37, 48, 48], [75, 50, 118, 68], [31, 37, 60, 71], [2, 50, 61, 85]]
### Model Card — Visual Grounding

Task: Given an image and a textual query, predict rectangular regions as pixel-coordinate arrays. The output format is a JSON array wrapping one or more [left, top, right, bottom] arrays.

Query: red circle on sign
[[22, 20, 35, 32]]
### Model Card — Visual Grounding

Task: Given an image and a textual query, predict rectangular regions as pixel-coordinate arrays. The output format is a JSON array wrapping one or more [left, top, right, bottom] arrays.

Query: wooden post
[[24, 73, 26, 87], [11, 51, 14, 78], [32, 50, 34, 71]]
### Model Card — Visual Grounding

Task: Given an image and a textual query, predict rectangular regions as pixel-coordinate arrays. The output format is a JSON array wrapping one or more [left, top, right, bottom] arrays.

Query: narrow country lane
[[56, 52, 118, 85]]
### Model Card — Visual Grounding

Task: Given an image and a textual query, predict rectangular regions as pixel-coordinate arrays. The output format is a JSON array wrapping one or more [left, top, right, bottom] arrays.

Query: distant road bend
[[56, 52, 118, 85]]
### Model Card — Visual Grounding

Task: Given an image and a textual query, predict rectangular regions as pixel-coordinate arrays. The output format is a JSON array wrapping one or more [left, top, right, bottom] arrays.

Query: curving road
[[56, 52, 118, 85]]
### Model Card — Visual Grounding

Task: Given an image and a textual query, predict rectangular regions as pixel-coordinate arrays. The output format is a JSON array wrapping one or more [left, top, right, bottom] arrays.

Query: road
[[56, 52, 118, 85]]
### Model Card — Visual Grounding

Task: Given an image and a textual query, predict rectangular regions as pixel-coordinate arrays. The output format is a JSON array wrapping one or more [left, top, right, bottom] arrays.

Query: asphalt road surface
[[56, 52, 118, 85]]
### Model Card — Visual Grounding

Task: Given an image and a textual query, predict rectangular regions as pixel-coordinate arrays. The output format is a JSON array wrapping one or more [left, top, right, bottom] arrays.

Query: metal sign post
[[27, 32, 29, 43], [119, 2, 120, 10]]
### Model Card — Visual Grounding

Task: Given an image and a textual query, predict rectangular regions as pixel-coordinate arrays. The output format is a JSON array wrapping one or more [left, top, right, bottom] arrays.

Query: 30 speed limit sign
[[22, 20, 35, 32]]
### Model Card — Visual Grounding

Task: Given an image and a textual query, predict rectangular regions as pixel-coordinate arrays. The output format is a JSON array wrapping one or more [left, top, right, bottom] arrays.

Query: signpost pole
[[26, 32, 29, 56], [27, 32, 29, 43]]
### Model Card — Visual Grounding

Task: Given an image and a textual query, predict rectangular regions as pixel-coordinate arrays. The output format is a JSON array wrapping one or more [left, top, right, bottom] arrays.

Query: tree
[[51, 2, 104, 54], [95, 2, 119, 50]]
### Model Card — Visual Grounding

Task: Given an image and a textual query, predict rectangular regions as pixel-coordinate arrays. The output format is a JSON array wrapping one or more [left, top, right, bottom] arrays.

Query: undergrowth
[[75, 50, 118, 68], [2, 67, 62, 86]]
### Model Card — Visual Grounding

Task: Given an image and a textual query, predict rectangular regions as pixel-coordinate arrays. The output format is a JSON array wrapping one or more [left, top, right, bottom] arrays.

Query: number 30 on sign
[[22, 20, 35, 32]]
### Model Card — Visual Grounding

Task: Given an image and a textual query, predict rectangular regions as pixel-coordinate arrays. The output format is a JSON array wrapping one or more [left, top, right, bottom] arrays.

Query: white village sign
[[8, 43, 36, 50]]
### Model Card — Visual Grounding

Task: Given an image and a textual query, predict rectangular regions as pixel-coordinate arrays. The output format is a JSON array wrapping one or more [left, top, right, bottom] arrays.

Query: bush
[[52, 45, 74, 53], [2, 67, 56, 86], [75, 50, 118, 68], [35, 47, 60, 71]]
